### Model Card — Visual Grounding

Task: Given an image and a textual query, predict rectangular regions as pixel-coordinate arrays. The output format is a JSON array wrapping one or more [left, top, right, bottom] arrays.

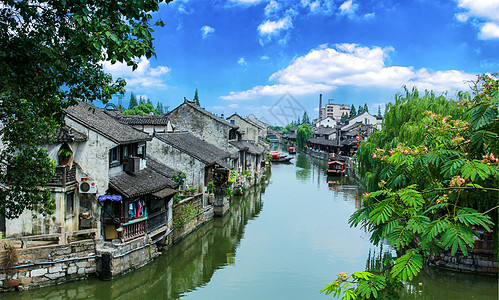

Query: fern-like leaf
[[390, 249, 423, 282]]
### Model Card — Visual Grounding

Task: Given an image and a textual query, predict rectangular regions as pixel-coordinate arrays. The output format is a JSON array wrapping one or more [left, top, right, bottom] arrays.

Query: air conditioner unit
[[79, 181, 98, 193]]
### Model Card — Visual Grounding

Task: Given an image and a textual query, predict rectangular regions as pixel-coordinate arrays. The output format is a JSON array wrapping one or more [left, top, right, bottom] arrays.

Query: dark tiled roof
[[145, 155, 176, 179], [313, 126, 336, 136], [65, 102, 151, 144], [341, 121, 363, 132], [109, 113, 170, 126], [308, 138, 338, 147], [168, 100, 238, 129], [230, 140, 265, 155], [53, 126, 87, 143], [109, 167, 177, 198], [155, 132, 232, 167]]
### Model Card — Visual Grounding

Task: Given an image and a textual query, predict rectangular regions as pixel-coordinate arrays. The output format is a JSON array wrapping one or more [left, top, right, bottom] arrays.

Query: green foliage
[[156, 102, 165, 114], [296, 123, 312, 150], [129, 93, 138, 109], [194, 88, 200, 106], [302, 111, 310, 125], [0, 0, 170, 218], [341, 112, 349, 123], [324, 74, 499, 299], [122, 103, 159, 115], [349, 105, 357, 118], [173, 202, 197, 229], [282, 124, 295, 135]]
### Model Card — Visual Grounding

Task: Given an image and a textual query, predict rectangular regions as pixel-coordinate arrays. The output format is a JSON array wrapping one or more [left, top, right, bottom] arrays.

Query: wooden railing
[[122, 218, 146, 242]]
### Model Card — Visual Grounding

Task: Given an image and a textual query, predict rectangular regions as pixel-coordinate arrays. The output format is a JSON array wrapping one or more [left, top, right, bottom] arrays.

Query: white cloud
[[221, 44, 476, 100], [455, 0, 499, 39], [229, 0, 262, 4], [228, 104, 240, 109], [201, 25, 215, 39], [364, 12, 375, 20], [261, 55, 270, 60], [480, 22, 499, 39], [339, 0, 358, 17], [265, 0, 280, 17], [102, 56, 170, 90], [238, 57, 247, 67], [258, 16, 293, 35], [300, 0, 335, 15]]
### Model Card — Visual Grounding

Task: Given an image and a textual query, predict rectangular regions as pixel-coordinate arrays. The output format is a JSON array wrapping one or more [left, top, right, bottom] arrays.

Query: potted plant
[[58, 148, 73, 165]]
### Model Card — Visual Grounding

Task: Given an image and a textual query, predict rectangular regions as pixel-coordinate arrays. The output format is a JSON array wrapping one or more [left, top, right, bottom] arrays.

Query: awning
[[98, 195, 123, 202], [152, 187, 178, 199]]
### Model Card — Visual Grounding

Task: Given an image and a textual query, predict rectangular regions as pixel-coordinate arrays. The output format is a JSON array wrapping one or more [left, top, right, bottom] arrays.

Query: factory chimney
[[319, 94, 322, 119]]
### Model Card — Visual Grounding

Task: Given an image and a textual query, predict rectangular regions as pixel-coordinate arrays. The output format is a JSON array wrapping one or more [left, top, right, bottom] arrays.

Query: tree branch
[[419, 186, 499, 194], [482, 206, 499, 216]]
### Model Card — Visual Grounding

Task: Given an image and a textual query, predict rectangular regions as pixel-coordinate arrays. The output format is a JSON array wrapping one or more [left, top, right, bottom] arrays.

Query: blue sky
[[103, 0, 499, 126]]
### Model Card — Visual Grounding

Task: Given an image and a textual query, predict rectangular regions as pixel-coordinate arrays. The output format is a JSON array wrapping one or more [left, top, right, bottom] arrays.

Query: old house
[[3, 126, 88, 237], [166, 100, 239, 151], [62, 102, 178, 244], [148, 131, 233, 192], [226, 113, 260, 144]]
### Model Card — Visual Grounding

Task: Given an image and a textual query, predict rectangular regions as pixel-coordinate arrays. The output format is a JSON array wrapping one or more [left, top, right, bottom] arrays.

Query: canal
[[5, 153, 498, 299]]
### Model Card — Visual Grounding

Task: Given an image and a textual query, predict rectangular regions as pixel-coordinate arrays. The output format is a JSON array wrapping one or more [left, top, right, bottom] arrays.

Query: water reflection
[[4, 186, 266, 300]]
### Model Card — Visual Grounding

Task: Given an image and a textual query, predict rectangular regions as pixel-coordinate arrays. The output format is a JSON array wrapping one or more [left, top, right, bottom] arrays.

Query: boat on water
[[288, 146, 296, 154], [270, 151, 293, 162], [327, 156, 347, 176]]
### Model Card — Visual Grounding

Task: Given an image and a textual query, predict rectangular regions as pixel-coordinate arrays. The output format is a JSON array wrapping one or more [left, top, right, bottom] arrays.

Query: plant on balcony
[[207, 181, 215, 194], [57, 148, 73, 165]]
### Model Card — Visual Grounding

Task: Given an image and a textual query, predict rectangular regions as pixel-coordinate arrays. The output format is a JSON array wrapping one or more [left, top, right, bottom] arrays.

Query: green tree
[[146, 97, 153, 106], [0, 0, 170, 218], [378, 105, 382, 117], [139, 96, 145, 105], [129, 93, 138, 110], [302, 111, 310, 125], [296, 123, 312, 150], [157, 102, 164, 114], [340, 112, 349, 123], [358, 105, 363, 115], [282, 124, 295, 135], [297, 117, 301, 125], [364, 103, 369, 113], [193, 88, 200, 106], [123, 103, 159, 116], [349, 105, 357, 118], [322, 74, 499, 299]]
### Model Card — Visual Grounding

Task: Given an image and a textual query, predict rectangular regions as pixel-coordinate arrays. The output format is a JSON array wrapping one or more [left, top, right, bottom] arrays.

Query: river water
[[5, 153, 498, 299]]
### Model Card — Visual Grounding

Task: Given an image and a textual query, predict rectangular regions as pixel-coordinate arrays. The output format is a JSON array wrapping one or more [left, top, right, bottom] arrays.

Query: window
[[110, 146, 120, 164], [66, 191, 74, 216]]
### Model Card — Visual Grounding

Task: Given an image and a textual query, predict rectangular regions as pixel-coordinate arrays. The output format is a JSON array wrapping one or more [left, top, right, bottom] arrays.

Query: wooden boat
[[288, 146, 296, 154], [327, 160, 345, 176], [270, 151, 293, 162]]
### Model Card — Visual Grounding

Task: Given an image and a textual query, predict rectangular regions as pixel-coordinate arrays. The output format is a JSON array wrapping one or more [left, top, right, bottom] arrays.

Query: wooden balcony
[[47, 164, 77, 188], [122, 218, 146, 242]]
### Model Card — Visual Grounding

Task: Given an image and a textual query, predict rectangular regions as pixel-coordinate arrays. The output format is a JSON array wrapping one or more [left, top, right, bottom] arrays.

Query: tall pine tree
[[193, 88, 200, 106], [349, 105, 357, 118], [363, 103, 369, 113], [129, 93, 138, 109], [302, 111, 310, 125], [157, 102, 164, 114]]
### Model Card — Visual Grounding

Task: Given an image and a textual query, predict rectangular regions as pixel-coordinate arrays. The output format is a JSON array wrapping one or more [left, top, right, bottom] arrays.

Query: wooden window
[[66, 191, 74, 216]]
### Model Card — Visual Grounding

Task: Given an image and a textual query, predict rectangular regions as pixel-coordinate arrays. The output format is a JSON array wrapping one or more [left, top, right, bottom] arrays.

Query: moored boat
[[327, 160, 345, 176], [288, 146, 296, 154], [270, 151, 293, 162]]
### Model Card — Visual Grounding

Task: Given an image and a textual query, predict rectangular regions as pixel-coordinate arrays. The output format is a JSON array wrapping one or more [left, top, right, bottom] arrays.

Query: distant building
[[315, 94, 350, 124]]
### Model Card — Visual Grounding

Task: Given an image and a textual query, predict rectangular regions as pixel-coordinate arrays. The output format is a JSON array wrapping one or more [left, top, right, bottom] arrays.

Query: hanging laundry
[[136, 200, 142, 218]]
